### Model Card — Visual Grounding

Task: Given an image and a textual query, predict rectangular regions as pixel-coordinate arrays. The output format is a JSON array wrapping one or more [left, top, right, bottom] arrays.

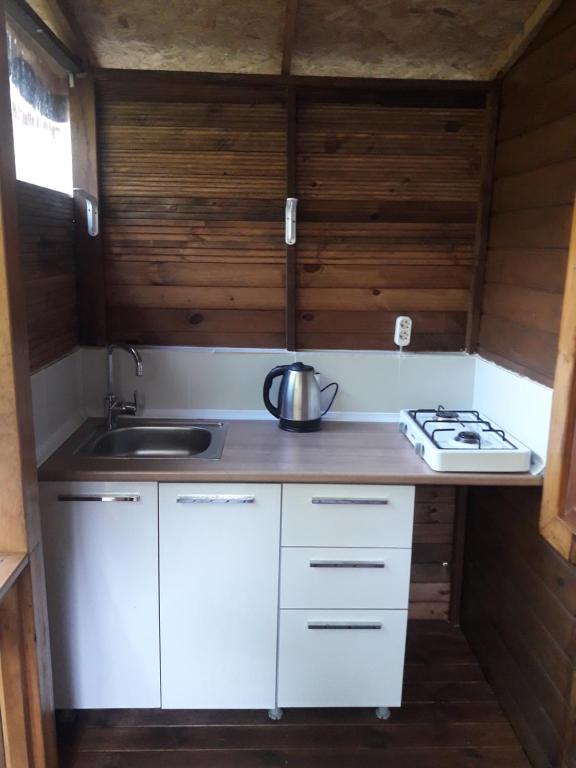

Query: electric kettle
[[263, 362, 338, 432]]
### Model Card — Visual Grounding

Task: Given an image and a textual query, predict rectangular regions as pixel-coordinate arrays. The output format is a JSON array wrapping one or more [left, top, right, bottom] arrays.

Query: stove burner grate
[[435, 405, 459, 421], [407, 407, 519, 451]]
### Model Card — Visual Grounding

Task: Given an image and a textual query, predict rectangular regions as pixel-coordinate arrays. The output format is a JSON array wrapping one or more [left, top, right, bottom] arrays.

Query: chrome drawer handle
[[57, 494, 141, 503], [176, 494, 256, 504], [309, 560, 385, 569], [308, 621, 382, 631], [311, 497, 389, 505]]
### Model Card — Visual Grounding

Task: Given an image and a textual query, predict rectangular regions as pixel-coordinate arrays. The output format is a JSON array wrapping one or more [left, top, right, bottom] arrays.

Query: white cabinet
[[277, 482, 414, 710], [40, 481, 160, 709], [41, 478, 414, 713], [159, 483, 281, 709]]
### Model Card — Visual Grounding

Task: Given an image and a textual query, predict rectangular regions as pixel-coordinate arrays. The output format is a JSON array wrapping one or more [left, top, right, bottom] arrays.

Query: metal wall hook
[[74, 188, 99, 237]]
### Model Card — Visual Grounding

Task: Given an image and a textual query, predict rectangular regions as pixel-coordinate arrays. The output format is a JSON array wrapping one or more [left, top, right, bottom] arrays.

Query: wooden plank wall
[[296, 90, 485, 350], [462, 486, 576, 768], [410, 486, 455, 620], [97, 76, 287, 348], [16, 181, 78, 371], [476, 0, 576, 385], [95, 74, 489, 351]]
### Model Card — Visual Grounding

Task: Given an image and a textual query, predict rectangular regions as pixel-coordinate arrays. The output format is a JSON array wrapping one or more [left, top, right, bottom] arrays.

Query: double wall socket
[[394, 316, 412, 348]]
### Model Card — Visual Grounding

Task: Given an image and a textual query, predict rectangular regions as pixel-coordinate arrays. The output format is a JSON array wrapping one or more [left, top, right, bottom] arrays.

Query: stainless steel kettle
[[263, 362, 338, 432]]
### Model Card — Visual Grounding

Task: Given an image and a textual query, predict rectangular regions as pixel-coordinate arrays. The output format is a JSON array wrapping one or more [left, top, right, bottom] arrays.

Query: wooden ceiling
[[31, 0, 560, 80]]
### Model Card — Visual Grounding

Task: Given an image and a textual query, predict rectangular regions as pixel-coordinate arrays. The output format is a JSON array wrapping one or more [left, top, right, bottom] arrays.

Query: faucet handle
[[132, 390, 139, 414]]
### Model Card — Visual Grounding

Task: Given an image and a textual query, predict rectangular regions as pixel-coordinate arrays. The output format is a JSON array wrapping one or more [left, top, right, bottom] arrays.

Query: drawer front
[[281, 547, 411, 609], [278, 609, 407, 707], [282, 484, 415, 547]]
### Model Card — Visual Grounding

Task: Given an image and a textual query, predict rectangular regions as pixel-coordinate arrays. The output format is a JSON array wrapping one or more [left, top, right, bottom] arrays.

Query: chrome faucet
[[105, 343, 143, 430]]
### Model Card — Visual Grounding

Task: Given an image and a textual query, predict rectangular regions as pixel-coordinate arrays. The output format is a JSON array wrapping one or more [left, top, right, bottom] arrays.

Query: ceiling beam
[[281, 0, 298, 76], [94, 67, 493, 95], [5, 0, 82, 72], [486, 0, 564, 79], [51, 0, 97, 67]]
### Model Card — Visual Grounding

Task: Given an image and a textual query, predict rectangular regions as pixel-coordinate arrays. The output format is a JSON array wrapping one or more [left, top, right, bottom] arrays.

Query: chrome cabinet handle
[[308, 621, 382, 631], [311, 497, 389, 505], [57, 494, 141, 503], [176, 494, 256, 504], [309, 560, 385, 569]]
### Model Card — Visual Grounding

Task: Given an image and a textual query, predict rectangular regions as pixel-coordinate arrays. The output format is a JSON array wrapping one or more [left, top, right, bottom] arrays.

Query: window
[[7, 19, 72, 194]]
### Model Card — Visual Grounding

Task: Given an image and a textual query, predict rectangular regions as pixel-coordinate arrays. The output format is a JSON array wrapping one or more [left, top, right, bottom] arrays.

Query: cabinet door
[[160, 483, 281, 709], [40, 482, 160, 709]]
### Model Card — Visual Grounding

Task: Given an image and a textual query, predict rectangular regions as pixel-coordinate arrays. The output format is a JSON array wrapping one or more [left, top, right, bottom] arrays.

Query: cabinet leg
[[375, 707, 391, 720], [268, 707, 284, 721]]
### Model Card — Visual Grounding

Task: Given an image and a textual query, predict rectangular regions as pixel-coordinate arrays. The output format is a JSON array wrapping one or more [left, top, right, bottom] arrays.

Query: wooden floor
[[57, 622, 531, 768]]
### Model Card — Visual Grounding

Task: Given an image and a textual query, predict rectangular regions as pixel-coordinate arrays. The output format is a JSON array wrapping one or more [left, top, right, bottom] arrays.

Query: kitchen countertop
[[38, 418, 543, 486]]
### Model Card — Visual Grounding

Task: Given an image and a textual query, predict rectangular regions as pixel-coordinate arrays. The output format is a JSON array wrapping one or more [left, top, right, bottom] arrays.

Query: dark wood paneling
[[97, 78, 287, 348], [96, 72, 488, 351], [410, 487, 455, 621], [16, 181, 78, 371], [295, 96, 485, 350], [462, 486, 576, 768], [56, 622, 530, 768], [477, 0, 576, 384]]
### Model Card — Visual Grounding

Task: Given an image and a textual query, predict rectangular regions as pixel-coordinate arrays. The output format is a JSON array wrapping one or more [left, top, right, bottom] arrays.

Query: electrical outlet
[[394, 316, 412, 348]]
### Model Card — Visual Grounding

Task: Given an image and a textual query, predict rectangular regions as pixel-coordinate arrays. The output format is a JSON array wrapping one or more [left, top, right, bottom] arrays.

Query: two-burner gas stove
[[399, 405, 532, 473]]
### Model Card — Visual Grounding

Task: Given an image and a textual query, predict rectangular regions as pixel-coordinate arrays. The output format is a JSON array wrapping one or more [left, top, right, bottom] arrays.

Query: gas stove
[[399, 406, 533, 473]]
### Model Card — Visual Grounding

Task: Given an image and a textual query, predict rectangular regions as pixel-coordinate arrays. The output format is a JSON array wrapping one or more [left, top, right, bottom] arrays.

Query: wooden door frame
[[541, 197, 576, 563], [0, 1, 58, 764]]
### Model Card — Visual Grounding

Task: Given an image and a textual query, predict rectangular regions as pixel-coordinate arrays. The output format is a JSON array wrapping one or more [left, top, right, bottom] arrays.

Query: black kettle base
[[279, 417, 322, 433]]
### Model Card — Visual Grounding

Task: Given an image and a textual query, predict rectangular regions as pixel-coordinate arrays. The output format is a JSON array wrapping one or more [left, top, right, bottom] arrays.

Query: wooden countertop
[[38, 419, 543, 486]]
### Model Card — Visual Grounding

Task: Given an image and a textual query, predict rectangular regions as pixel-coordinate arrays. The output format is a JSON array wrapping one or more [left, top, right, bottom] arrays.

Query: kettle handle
[[263, 365, 290, 418], [320, 382, 339, 416]]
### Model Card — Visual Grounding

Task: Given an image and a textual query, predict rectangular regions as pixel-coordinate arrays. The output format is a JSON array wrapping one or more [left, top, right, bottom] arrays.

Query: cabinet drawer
[[281, 547, 411, 609], [277, 609, 407, 707], [282, 484, 414, 547]]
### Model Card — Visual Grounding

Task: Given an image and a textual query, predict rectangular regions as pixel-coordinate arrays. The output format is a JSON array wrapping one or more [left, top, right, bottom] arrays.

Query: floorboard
[[56, 622, 531, 768]]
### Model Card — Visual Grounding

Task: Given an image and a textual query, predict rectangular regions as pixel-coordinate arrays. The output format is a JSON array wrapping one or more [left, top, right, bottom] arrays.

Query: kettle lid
[[288, 361, 314, 372]]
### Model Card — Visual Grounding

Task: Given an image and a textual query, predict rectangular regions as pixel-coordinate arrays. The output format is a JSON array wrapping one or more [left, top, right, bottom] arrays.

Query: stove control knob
[[399, 422, 407, 435], [415, 443, 425, 457]]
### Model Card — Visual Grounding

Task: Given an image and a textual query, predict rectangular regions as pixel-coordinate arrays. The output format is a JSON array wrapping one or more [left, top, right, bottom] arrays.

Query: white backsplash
[[31, 348, 85, 464], [30, 346, 553, 466], [81, 347, 476, 419], [473, 356, 553, 464]]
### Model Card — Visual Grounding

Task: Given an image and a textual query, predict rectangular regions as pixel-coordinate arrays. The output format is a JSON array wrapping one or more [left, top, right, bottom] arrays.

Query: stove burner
[[435, 405, 459, 421], [455, 430, 481, 446]]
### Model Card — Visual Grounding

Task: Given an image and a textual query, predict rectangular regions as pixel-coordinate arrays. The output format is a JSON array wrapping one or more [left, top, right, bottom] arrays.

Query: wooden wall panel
[[97, 79, 287, 348], [295, 96, 486, 350], [16, 181, 78, 371], [410, 486, 455, 621], [477, 0, 576, 384], [462, 486, 576, 768], [95, 73, 490, 351]]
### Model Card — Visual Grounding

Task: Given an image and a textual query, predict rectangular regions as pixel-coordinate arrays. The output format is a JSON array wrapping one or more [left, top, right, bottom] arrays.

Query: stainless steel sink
[[75, 420, 227, 459]]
